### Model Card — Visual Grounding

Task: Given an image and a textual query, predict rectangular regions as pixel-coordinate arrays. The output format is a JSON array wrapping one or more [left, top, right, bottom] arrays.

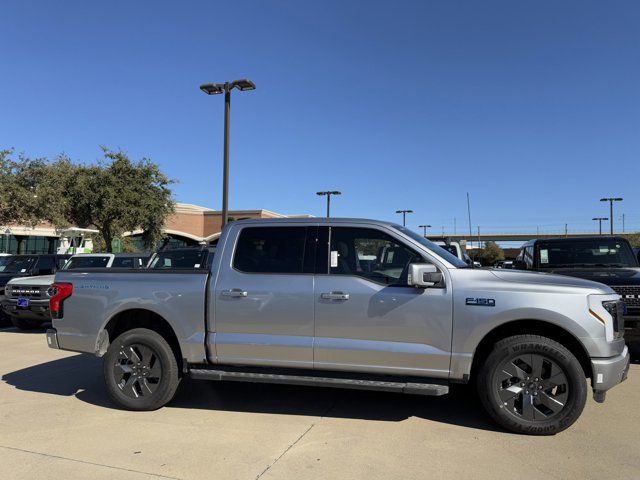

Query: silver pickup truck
[[46, 218, 630, 435]]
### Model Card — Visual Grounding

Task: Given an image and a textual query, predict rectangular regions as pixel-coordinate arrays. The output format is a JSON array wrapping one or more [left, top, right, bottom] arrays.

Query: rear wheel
[[103, 328, 180, 411], [477, 334, 587, 435], [10, 316, 44, 330]]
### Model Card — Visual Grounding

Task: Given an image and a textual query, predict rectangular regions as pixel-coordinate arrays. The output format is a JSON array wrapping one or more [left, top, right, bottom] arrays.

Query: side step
[[189, 367, 449, 396]]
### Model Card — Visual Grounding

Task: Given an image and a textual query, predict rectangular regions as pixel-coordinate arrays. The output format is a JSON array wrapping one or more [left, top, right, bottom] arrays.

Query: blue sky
[[1, 1, 639, 235]]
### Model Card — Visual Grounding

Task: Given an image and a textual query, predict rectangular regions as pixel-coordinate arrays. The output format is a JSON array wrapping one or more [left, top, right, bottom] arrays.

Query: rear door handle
[[221, 289, 248, 298], [321, 292, 350, 301]]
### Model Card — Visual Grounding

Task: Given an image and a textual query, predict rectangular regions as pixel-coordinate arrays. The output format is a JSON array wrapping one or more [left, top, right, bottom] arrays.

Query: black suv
[[514, 236, 640, 355], [0, 254, 71, 327]]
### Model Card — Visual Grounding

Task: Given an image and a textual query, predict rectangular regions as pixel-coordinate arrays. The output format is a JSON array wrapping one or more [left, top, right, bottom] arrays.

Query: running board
[[189, 367, 449, 396]]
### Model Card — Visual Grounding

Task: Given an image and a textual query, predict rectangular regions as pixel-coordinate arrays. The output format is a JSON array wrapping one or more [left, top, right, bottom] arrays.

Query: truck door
[[213, 225, 316, 368], [314, 226, 453, 378]]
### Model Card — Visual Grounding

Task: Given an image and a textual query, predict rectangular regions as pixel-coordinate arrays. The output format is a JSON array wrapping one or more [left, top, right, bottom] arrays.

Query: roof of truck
[[229, 217, 401, 226]]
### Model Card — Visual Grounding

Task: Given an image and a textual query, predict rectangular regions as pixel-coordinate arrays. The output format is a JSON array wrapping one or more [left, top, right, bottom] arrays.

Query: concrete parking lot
[[0, 327, 638, 480]]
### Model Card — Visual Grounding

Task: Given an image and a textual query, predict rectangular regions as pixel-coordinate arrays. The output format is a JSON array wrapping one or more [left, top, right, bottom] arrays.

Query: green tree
[[63, 148, 175, 252], [480, 241, 505, 265]]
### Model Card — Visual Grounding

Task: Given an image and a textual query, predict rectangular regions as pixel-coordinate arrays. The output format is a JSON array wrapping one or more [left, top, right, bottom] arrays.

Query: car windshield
[[63, 256, 111, 269], [149, 250, 208, 269], [1, 256, 37, 274], [392, 226, 469, 267], [0, 256, 13, 271], [538, 239, 639, 268]]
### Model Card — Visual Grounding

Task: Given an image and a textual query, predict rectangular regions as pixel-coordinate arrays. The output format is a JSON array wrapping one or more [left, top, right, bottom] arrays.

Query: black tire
[[477, 334, 587, 435], [103, 328, 181, 411], [10, 316, 44, 330]]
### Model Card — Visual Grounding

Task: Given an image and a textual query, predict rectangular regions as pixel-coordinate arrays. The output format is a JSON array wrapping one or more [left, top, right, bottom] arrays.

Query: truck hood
[[537, 267, 640, 287], [489, 268, 614, 294], [6, 274, 56, 287], [0, 273, 28, 288]]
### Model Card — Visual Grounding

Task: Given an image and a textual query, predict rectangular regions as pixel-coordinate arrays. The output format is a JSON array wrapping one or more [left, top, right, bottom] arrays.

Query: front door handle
[[321, 292, 350, 301], [221, 289, 248, 298]]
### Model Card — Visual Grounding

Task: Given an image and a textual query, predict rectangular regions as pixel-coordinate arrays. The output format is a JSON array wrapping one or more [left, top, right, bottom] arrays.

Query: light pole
[[418, 224, 432, 237], [395, 210, 413, 227], [600, 197, 623, 235], [200, 79, 256, 228], [592, 217, 608, 235], [316, 191, 341, 217]]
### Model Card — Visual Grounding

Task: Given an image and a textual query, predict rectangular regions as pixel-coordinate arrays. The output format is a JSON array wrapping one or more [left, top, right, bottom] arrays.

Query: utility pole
[[477, 226, 481, 249], [454, 217, 457, 235], [200, 79, 256, 228], [316, 191, 341, 218], [396, 210, 413, 227], [564, 223, 568, 237], [418, 224, 431, 237], [600, 197, 623, 235], [592, 217, 608, 235], [622, 213, 626, 233]]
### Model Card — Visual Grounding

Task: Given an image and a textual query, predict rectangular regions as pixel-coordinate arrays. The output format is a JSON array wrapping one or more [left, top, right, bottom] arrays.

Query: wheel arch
[[470, 319, 592, 382], [102, 309, 183, 371]]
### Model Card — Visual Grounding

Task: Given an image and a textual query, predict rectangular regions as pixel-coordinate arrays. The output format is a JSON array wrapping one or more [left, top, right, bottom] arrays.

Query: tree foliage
[[479, 241, 505, 265], [0, 148, 175, 252]]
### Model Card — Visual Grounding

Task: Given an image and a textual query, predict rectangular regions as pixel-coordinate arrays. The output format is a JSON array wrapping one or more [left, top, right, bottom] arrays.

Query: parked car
[[2, 253, 147, 330], [514, 236, 640, 356], [495, 260, 515, 269], [46, 218, 629, 435]]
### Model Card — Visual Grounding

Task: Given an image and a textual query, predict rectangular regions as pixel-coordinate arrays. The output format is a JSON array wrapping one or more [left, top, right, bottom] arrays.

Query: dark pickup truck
[[514, 236, 640, 355]]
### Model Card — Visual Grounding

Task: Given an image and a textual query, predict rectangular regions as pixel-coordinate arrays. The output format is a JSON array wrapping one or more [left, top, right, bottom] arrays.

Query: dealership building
[[0, 203, 312, 254]]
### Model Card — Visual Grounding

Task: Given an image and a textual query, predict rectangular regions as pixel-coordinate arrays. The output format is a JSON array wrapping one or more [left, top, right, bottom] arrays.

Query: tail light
[[49, 282, 73, 319]]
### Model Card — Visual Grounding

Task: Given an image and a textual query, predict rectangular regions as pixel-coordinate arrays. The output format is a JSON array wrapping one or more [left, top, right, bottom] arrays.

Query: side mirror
[[408, 263, 443, 288], [512, 260, 526, 270], [464, 257, 472, 266]]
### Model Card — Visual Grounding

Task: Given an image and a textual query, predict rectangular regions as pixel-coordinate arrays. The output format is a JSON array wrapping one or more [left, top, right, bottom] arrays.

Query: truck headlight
[[602, 300, 624, 340], [588, 295, 625, 341]]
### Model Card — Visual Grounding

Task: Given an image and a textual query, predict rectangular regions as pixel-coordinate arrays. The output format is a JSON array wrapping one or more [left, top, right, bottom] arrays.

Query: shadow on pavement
[[2, 352, 505, 433]]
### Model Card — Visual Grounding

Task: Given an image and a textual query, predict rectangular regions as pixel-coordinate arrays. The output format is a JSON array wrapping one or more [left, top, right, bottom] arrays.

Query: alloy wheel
[[497, 353, 569, 421], [113, 343, 162, 398]]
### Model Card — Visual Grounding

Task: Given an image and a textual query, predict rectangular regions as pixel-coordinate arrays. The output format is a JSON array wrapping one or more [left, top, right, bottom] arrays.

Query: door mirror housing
[[408, 263, 443, 288]]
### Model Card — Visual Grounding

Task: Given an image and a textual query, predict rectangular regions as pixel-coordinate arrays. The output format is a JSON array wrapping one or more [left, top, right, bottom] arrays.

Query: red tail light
[[49, 282, 73, 319]]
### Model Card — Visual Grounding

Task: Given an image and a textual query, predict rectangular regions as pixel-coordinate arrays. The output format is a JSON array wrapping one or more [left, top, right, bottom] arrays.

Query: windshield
[[0, 256, 13, 271], [538, 239, 638, 268], [392, 226, 469, 267], [1, 256, 37, 274], [63, 256, 111, 269], [149, 250, 208, 269]]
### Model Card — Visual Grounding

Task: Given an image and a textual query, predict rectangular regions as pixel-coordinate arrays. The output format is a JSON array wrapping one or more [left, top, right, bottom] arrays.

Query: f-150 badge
[[466, 298, 495, 307]]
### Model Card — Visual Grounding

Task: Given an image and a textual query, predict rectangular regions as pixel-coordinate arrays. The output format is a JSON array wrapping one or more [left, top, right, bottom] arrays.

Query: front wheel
[[103, 328, 181, 411], [477, 334, 587, 435]]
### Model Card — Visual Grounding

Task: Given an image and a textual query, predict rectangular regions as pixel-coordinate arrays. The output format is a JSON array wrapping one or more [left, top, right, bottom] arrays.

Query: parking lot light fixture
[[592, 217, 608, 236], [599, 198, 623, 235], [316, 191, 341, 217], [418, 224, 432, 237], [200, 78, 256, 228], [395, 210, 413, 227]]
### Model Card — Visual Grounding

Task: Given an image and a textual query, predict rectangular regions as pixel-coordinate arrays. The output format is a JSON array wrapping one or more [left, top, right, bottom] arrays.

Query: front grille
[[611, 285, 640, 308], [6, 285, 49, 299]]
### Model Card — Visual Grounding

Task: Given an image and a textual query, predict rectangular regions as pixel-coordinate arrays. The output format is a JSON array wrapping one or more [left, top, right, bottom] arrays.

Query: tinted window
[[1, 256, 37, 273], [234, 227, 307, 274], [537, 238, 638, 268], [36, 256, 56, 274], [149, 250, 208, 269], [112, 257, 135, 268], [328, 227, 422, 285], [64, 256, 111, 269]]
